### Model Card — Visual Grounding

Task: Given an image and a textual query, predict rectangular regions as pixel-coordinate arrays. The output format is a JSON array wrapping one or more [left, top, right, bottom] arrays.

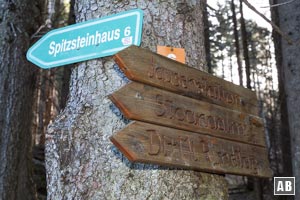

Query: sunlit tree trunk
[[45, 1, 228, 199]]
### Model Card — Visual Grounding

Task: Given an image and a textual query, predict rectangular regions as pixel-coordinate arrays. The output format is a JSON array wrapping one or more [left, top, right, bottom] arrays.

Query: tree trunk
[[46, 1, 228, 199], [0, 0, 44, 199], [274, 0, 300, 199], [272, 2, 293, 178], [230, 0, 243, 86], [60, 0, 75, 109], [239, 0, 251, 89], [203, 0, 213, 74], [240, 3, 257, 197]]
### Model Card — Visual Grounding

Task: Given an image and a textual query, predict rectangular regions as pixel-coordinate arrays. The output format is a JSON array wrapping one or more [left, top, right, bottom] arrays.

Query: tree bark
[[275, 0, 300, 199], [0, 0, 44, 199], [46, 1, 228, 199]]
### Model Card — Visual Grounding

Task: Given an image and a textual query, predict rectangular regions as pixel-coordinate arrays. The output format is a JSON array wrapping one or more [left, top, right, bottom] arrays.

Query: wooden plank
[[114, 45, 259, 115], [110, 121, 272, 178], [109, 82, 266, 147]]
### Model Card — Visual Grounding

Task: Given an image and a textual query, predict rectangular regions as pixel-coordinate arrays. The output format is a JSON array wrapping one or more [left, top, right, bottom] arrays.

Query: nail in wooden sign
[[114, 45, 258, 115], [109, 82, 266, 147], [110, 121, 272, 178]]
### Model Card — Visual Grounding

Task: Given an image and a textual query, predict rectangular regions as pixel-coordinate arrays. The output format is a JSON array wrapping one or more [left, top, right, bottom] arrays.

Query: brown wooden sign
[[114, 45, 258, 115], [110, 121, 272, 178], [109, 82, 266, 147]]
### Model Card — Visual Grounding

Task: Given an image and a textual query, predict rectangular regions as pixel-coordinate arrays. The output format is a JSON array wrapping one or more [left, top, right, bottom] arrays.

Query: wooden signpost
[[109, 82, 266, 147], [109, 46, 272, 178], [110, 121, 272, 178], [114, 45, 258, 115]]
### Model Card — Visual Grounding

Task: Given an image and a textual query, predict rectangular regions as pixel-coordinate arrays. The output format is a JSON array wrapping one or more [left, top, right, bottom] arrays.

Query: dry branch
[[242, 0, 293, 45]]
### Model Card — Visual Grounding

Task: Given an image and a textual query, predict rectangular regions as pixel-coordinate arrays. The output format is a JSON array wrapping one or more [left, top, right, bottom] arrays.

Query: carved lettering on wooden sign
[[110, 121, 272, 178], [114, 45, 258, 115], [109, 46, 271, 178], [109, 82, 266, 147]]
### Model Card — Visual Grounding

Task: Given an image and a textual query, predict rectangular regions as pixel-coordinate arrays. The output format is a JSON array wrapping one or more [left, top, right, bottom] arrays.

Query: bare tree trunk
[[230, 0, 243, 86], [221, 52, 225, 78], [240, 3, 257, 197], [275, 0, 300, 199], [45, 1, 228, 199], [230, 55, 234, 82], [270, 0, 293, 179], [60, 0, 75, 109], [239, 0, 251, 89], [0, 0, 44, 199], [203, 0, 213, 74]]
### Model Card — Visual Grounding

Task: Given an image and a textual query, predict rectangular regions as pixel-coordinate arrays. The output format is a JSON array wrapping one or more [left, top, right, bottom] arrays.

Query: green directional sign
[[27, 9, 143, 69]]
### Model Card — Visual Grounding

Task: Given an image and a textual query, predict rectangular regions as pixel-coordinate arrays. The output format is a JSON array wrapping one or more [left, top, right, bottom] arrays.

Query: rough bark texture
[[0, 0, 43, 199], [276, 0, 300, 199], [46, 1, 228, 199]]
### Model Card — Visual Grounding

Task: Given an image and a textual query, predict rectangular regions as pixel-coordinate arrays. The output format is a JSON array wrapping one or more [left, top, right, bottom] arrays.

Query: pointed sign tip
[[110, 134, 137, 162]]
